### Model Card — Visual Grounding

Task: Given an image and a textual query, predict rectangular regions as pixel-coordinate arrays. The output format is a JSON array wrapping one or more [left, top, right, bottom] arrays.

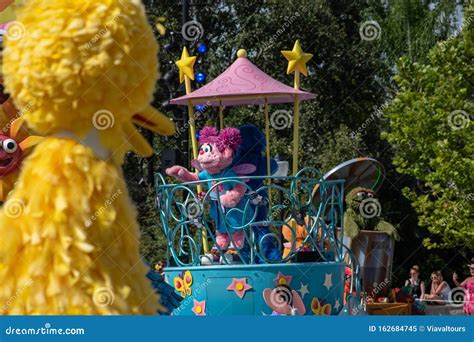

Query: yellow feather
[[0, 139, 160, 314], [0, 0, 171, 314]]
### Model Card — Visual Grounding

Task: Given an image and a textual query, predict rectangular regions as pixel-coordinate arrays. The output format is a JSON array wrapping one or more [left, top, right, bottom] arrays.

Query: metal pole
[[181, 0, 190, 169]]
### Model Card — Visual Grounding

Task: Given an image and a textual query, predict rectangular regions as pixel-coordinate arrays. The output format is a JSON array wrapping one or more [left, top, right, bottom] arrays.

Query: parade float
[[155, 42, 363, 316]]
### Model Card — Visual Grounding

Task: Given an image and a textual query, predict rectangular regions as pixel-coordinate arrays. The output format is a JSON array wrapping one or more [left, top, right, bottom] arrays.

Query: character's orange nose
[[199, 150, 204, 155]]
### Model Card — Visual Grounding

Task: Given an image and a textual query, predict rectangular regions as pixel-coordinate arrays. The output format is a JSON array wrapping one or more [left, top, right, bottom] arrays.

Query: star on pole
[[281, 40, 313, 76], [175, 46, 197, 83]]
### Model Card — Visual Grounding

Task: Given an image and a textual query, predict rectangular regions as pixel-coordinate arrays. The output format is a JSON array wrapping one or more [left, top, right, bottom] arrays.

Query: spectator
[[423, 271, 450, 303], [453, 258, 474, 315], [404, 265, 425, 299]]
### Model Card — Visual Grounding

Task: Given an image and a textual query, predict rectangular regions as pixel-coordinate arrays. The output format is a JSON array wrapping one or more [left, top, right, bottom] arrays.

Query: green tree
[[383, 6, 473, 249], [131, 0, 470, 266]]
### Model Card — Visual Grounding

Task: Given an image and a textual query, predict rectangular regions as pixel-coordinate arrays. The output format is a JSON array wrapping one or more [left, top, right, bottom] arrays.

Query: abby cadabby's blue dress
[[198, 167, 254, 235]]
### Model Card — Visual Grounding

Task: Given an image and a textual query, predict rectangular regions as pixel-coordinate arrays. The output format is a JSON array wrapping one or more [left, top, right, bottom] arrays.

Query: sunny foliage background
[[123, 0, 473, 284]]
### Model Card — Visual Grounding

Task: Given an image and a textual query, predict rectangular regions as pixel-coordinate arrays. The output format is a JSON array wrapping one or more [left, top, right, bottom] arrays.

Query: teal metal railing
[[155, 168, 345, 267]]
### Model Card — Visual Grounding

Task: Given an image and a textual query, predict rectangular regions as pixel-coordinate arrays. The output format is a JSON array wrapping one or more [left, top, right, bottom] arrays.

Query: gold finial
[[237, 49, 248, 58]]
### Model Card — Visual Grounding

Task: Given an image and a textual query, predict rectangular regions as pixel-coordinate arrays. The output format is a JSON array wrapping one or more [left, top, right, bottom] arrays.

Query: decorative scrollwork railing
[[155, 168, 345, 267]]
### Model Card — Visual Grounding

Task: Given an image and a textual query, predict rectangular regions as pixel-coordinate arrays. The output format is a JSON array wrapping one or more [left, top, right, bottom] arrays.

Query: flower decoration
[[273, 272, 293, 286], [311, 297, 332, 315], [191, 299, 206, 316], [227, 277, 252, 299]]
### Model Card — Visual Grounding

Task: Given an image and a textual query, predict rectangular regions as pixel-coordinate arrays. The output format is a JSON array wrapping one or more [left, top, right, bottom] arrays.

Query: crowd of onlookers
[[404, 259, 474, 315]]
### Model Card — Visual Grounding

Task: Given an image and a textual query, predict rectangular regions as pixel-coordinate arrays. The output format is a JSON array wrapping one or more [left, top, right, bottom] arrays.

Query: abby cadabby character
[[166, 127, 255, 260]]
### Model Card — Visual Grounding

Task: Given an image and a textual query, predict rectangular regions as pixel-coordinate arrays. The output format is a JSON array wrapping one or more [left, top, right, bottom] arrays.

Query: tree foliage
[[383, 6, 474, 249], [128, 0, 470, 271]]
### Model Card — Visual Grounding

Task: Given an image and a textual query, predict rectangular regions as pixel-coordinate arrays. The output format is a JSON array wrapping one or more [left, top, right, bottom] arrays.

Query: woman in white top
[[423, 271, 451, 303]]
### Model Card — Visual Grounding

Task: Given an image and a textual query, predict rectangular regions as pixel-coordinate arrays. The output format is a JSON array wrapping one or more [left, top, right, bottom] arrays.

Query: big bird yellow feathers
[[0, 0, 175, 314]]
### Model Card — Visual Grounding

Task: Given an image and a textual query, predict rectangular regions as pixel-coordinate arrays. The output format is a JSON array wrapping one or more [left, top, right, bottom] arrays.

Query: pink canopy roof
[[170, 54, 316, 107]]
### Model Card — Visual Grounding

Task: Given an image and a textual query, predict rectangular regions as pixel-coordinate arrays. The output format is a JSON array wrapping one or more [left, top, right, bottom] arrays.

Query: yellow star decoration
[[175, 47, 197, 83], [281, 40, 313, 76]]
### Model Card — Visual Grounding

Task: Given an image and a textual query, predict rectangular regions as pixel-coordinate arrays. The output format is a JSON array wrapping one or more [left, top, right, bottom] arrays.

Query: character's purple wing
[[191, 159, 203, 171], [232, 163, 256, 176]]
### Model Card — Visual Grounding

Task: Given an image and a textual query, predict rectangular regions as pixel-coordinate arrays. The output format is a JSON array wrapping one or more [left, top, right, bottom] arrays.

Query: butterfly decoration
[[311, 296, 332, 315], [173, 270, 193, 298]]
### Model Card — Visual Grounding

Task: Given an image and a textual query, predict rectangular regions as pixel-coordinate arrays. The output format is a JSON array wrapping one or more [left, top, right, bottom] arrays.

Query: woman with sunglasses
[[404, 265, 425, 299], [423, 271, 450, 303], [453, 258, 474, 315]]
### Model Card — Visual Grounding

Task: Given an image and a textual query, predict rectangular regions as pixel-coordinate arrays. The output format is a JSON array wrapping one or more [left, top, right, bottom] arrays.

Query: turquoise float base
[[165, 262, 345, 316]]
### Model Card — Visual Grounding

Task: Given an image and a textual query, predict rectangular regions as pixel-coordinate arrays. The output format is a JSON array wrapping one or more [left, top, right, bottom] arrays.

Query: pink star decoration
[[191, 299, 206, 316], [273, 272, 293, 286], [227, 278, 252, 299]]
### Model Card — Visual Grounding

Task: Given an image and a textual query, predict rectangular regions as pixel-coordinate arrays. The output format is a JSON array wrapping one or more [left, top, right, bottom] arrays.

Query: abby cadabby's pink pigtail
[[216, 127, 241, 152]]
